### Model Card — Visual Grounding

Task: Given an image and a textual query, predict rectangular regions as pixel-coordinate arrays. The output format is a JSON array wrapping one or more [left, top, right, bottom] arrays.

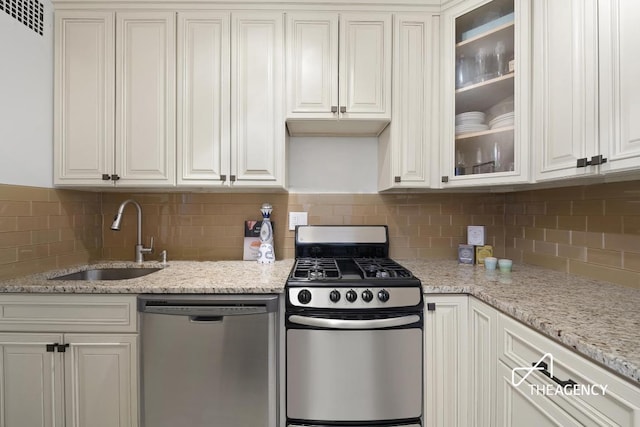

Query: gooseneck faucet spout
[[111, 199, 153, 263]]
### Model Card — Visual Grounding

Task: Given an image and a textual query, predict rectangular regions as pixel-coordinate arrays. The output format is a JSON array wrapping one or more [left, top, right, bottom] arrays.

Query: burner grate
[[292, 258, 341, 280], [354, 258, 413, 279]]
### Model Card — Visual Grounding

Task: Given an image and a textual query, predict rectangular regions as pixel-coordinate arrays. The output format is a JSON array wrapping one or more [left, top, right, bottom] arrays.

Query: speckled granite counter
[[0, 258, 638, 386], [0, 260, 293, 294], [402, 260, 640, 386]]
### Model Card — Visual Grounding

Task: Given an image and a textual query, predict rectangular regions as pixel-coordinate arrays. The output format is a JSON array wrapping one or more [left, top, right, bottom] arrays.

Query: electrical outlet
[[289, 212, 308, 231]]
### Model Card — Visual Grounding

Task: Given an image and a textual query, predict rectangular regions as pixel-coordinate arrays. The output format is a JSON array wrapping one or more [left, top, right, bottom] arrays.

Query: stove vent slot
[[0, 0, 44, 36]]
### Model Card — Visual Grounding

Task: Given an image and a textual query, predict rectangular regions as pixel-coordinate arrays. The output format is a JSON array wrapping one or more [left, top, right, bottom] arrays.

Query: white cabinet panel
[[177, 12, 230, 185], [0, 334, 64, 427], [287, 12, 338, 116], [64, 335, 138, 427], [424, 295, 469, 427], [469, 297, 497, 427], [54, 11, 114, 186], [599, 0, 640, 173], [231, 13, 285, 186], [532, 0, 599, 181], [379, 14, 438, 190], [116, 12, 176, 186]]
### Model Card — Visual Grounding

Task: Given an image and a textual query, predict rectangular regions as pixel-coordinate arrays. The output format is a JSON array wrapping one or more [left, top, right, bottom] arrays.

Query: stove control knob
[[298, 289, 312, 305], [377, 289, 390, 302], [346, 289, 358, 303], [362, 289, 374, 302], [329, 290, 341, 303]]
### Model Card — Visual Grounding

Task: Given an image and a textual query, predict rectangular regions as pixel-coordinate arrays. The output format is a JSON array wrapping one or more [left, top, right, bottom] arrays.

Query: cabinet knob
[[340, 106, 346, 114], [394, 176, 401, 183], [441, 176, 449, 183], [102, 174, 111, 181], [230, 175, 236, 182], [220, 174, 226, 182], [331, 106, 338, 113], [590, 154, 608, 165], [111, 174, 120, 181]]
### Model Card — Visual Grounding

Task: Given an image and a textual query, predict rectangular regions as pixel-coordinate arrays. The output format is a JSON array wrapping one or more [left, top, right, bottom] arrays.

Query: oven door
[[286, 313, 423, 424]]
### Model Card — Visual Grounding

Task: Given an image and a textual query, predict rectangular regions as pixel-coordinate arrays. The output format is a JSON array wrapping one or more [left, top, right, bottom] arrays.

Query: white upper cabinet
[[54, 10, 176, 187], [532, 0, 599, 182], [598, 0, 640, 174], [177, 12, 230, 186], [54, 11, 115, 187], [286, 12, 392, 136], [440, 0, 531, 188], [116, 12, 176, 186], [231, 12, 286, 187], [178, 12, 286, 188], [379, 14, 439, 190]]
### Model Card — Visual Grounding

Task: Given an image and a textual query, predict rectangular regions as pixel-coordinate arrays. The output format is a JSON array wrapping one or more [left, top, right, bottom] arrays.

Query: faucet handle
[[148, 236, 154, 252], [140, 236, 154, 254]]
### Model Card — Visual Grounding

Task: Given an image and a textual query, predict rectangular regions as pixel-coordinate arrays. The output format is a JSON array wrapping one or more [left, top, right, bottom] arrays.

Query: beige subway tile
[[431, 237, 454, 248], [469, 215, 495, 226], [557, 244, 587, 261], [50, 240, 77, 256], [572, 199, 605, 215], [515, 237, 534, 251], [0, 248, 18, 264], [534, 240, 557, 256], [522, 252, 568, 272], [408, 214, 430, 225], [416, 247, 456, 260], [505, 226, 524, 240], [48, 215, 73, 230], [505, 247, 524, 263], [375, 204, 397, 216], [441, 225, 464, 238], [418, 225, 441, 237], [17, 216, 49, 231], [451, 214, 473, 226], [430, 215, 452, 226], [529, 186, 585, 202], [397, 205, 421, 216], [587, 248, 623, 268], [32, 229, 61, 245], [557, 215, 587, 231], [0, 231, 31, 248], [624, 252, 640, 272], [570, 231, 603, 248], [18, 244, 50, 261], [57, 251, 92, 268], [525, 202, 546, 215], [409, 235, 431, 248], [605, 199, 639, 215], [0, 217, 17, 232], [312, 215, 344, 224], [583, 181, 640, 200], [419, 204, 442, 215], [568, 260, 639, 289], [0, 201, 31, 216], [546, 200, 572, 215], [506, 203, 526, 215], [545, 229, 570, 244], [534, 215, 557, 229], [604, 233, 640, 252], [343, 216, 364, 225], [441, 202, 464, 215], [623, 216, 640, 235], [390, 236, 409, 248], [389, 247, 418, 259], [362, 215, 387, 225], [0, 184, 50, 202], [587, 216, 623, 233], [32, 201, 61, 216], [333, 205, 353, 216], [524, 227, 545, 241], [514, 215, 535, 227]]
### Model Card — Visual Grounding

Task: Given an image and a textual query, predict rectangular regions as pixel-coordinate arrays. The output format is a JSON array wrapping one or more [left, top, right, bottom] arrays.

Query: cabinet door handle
[[441, 176, 449, 183], [590, 154, 608, 165], [230, 175, 236, 182], [331, 106, 338, 113], [220, 174, 226, 182], [102, 174, 111, 181], [339, 106, 346, 114], [394, 176, 401, 183], [111, 174, 120, 181], [531, 361, 578, 388]]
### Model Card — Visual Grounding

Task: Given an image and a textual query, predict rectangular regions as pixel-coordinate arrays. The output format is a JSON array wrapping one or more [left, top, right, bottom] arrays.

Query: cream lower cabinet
[[178, 12, 286, 188], [54, 11, 175, 187], [0, 295, 138, 427], [469, 297, 498, 427], [378, 14, 439, 190], [424, 295, 469, 427], [498, 310, 640, 426]]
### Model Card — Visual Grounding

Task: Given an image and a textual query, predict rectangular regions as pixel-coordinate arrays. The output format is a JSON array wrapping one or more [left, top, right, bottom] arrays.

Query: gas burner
[[292, 258, 341, 280], [354, 258, 413, 279]]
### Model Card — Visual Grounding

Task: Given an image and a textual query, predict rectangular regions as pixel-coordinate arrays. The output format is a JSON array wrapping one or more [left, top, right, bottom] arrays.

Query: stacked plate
[[489, 112, 515, 129], [455, 111, 489, 135]]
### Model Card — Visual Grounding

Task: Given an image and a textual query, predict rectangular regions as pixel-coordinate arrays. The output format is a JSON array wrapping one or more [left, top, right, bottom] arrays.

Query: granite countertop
[[0, 258, 638, 386]]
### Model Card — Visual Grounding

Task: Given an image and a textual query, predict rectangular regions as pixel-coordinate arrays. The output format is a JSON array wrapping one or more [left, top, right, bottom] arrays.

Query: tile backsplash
[[1, 181, 638, 288]]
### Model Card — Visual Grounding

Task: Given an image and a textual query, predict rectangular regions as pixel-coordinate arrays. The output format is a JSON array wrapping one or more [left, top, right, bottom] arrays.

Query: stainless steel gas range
[[285, 225, 423, 427]]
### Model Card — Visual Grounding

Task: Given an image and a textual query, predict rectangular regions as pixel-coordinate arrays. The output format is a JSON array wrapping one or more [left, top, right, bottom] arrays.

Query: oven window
[[287, 328, 423, 422]]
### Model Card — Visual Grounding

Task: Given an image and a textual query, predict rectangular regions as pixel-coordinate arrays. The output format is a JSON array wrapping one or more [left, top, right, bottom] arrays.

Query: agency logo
[[511, 353, 608, 397]]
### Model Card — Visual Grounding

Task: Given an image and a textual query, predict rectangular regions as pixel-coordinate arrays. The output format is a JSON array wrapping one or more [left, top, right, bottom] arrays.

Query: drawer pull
[[532, 361, 577, 388]]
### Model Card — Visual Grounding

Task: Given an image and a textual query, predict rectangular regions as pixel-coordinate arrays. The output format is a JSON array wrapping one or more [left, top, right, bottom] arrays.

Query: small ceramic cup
[[498, 258, 513, 272], [484, 257, 497, 270]]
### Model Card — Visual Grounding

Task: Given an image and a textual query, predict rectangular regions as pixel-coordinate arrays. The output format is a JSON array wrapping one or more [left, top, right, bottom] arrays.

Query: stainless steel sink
[[50, 268, 162, 281]]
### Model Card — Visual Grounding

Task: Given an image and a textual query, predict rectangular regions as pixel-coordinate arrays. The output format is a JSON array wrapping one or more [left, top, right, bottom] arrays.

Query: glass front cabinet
[[440, 0, 530, 187]]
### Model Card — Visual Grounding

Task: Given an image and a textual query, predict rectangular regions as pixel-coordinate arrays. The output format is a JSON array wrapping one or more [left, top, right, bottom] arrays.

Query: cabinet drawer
[[0, 295, 137, 333], [498, 314, 640, 426]]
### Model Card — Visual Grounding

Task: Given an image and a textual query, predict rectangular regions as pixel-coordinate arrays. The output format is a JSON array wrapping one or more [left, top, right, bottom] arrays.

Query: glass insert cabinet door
[[443, 0, 529, 185]]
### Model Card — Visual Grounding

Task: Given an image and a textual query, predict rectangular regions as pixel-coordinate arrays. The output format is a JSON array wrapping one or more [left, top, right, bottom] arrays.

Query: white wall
[[0, 0, 54, 188], [288, 136, 378, 193]]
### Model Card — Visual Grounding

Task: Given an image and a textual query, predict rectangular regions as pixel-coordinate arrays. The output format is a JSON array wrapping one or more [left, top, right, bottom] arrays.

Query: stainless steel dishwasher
[[138, 294, 279, 427]]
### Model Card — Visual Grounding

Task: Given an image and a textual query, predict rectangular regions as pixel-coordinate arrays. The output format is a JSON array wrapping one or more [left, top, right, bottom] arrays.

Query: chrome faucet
[[110, 199, 153, 263]]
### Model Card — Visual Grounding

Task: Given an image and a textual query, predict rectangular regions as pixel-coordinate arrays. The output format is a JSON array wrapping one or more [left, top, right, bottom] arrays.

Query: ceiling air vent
[[0, 0, 44, 36]]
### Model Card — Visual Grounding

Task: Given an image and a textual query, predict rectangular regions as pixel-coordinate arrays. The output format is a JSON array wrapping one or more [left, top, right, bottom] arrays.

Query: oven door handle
[[288, 314, 420, 330]]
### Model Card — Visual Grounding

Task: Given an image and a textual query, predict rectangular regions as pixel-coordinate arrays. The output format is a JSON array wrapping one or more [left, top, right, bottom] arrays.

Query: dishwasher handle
[[138, 294, 279, 316], [141, 305, 269, 317]]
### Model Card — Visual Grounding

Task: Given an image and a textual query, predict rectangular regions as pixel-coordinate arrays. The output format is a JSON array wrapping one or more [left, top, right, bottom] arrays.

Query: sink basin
[[50, 268, 162, 281]]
